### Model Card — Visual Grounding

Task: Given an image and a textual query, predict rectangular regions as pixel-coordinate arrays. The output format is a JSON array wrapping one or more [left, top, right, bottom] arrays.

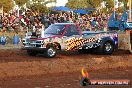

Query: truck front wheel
[[45, 46, 57, 58]]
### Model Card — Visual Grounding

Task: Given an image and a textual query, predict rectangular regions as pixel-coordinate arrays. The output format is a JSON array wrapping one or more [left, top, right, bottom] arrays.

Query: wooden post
[[128, 30, 132, 53], [2, 5, 3, 17]]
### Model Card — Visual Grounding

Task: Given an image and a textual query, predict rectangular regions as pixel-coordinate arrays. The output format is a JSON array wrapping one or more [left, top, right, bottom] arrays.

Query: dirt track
[[0, 49, 131, 88]]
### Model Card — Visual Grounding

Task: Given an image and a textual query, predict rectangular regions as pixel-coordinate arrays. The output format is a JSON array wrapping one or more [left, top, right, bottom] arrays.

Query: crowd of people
[[0, 10, 111, 33]]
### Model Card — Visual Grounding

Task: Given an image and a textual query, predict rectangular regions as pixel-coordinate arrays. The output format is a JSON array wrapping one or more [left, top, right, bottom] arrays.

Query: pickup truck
[[22, 23, 118, 58]]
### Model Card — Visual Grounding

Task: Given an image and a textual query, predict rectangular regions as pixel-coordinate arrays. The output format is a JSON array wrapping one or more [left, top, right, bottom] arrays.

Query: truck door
[[61, 25, 80, 50]]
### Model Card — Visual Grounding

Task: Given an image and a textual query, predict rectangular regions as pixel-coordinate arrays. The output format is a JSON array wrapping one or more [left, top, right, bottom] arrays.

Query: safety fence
[[0, 32, 25, 45]]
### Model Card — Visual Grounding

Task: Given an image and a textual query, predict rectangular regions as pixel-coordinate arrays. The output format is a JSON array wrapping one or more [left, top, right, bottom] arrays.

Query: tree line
[[0, 0, 129, 13]]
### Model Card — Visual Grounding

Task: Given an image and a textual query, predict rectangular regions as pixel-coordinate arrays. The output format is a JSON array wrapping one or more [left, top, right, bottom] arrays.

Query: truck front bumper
[[21, 46, 47, 51]]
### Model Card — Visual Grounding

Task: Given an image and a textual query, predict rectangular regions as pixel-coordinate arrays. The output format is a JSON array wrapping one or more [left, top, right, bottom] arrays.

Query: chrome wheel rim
[[105, 43, 112, 52], [47, 48, 56, 57]]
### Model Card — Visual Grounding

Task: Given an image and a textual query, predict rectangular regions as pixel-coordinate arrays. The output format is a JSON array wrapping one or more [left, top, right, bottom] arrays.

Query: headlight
[[41, 41, 44, 45], [22, 39, 25, 42]]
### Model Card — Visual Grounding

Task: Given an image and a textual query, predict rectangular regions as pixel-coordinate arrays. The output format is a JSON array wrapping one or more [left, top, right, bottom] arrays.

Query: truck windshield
[[44, 24, 65, 35]]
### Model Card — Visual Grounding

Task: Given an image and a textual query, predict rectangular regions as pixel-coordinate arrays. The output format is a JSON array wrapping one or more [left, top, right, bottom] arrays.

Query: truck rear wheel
[[45, 46, 57, 58], [97, 41, 114, 55], [27, 50, 38, 56]]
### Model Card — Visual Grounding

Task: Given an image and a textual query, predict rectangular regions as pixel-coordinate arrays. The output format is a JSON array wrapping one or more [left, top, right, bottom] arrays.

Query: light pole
[[114, 0, 118, 19], [129, 0, 131, 21]]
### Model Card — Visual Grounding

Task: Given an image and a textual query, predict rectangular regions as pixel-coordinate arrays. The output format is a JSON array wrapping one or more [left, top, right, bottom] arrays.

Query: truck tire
[[97, 41, 114, 55], [27, 50, 38, 56], [45, 46, 57, 58]]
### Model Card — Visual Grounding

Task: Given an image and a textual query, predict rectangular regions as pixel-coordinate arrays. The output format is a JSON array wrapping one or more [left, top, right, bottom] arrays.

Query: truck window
[[44, 24, 65, 35], [64, 25, 79, 37]]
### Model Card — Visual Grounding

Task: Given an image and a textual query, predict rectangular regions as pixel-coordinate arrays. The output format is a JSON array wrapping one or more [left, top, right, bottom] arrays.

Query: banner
[[0, 6, 3, 16]]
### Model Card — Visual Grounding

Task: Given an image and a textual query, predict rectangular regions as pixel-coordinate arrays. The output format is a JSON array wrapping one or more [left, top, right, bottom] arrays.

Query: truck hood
[[30, 34, 61, 40]]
